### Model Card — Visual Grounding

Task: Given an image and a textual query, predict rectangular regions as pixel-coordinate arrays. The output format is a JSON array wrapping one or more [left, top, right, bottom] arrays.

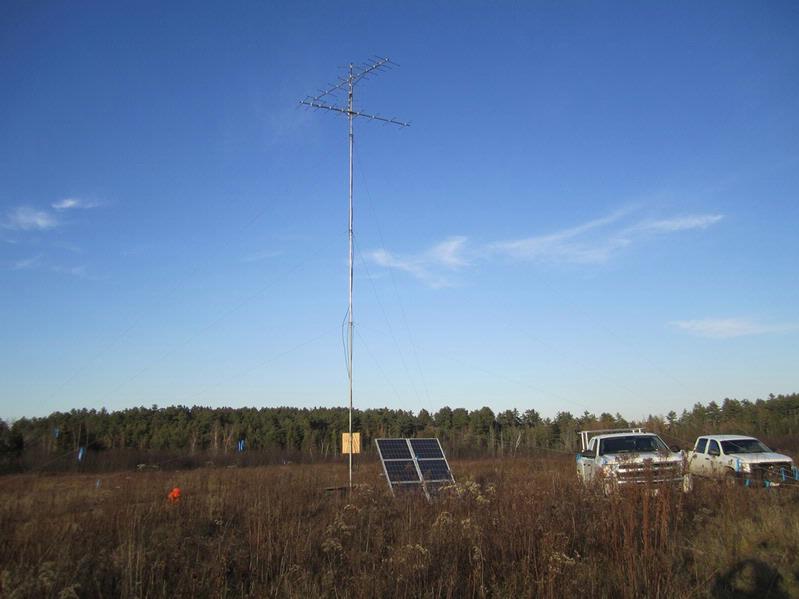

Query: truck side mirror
[[670, 445, 680, 452], [580, 450, 594, 459]]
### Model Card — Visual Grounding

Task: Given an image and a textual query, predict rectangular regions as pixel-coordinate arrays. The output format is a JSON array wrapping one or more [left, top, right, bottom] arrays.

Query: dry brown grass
[[1, 457, 798, 598]]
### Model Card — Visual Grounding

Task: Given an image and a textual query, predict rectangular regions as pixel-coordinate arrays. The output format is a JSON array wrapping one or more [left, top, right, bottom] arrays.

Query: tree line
[[1, 393, 797, 472]]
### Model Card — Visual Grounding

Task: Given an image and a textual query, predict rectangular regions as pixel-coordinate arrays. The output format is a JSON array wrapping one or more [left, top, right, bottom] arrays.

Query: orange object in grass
[[167, 487, 181, 503]]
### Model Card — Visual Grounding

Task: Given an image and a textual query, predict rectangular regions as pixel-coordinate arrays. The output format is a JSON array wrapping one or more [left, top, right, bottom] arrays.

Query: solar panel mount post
[[375, 438, 455, 500]]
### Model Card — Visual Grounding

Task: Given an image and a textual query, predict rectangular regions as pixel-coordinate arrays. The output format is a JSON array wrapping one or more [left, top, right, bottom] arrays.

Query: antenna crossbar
[[299, 99, 410, 127]]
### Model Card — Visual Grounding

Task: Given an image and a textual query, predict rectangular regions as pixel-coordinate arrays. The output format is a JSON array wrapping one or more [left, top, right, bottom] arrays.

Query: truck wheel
[[723, 470, 738, 487]]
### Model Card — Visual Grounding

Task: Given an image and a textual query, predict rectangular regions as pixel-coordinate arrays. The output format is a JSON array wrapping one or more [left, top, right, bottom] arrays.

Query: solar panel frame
[[375, 437, 455, 499], [375, 438, 423, 491]]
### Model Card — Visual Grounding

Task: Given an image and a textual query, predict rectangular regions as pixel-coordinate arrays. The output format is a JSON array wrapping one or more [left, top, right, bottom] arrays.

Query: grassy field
[[1, 456, 798, 598]]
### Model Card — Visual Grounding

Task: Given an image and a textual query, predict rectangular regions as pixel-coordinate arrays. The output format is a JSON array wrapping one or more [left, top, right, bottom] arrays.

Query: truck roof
[[698, 434, 757, 441], [592, 432, 658, 440], [578, 428, 654, 451]]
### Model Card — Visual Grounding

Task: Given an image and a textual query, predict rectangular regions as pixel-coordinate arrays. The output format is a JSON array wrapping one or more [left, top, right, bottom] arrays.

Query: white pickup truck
[[576, 428, 690, 492], [687, 435, 798, 486]]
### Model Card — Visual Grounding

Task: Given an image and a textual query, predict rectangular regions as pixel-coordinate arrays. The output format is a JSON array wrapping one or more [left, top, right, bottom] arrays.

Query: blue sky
[[1, 1, 798, 421]]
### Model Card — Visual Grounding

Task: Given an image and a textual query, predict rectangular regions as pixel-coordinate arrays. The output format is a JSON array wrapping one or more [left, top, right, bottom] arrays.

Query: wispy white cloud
[[12, 255, 42, 270], [368, 208, 725, 286], [50, 240, 84, 254], [627, 214, 724, 234], [426, 236, 469, 268], [489, 209, 633, 264], [367, 236, 469, 288], [51, 264, 95, 280], [5, 254, 95, 279], [491, 209, 722, 265], [3, 198, 103, 231], [3, 198, 103, 278], [52, 197, 102, 211], [369, 249, 428, 278], [671, 318, 798, 339], [3, 206, 59, 231]]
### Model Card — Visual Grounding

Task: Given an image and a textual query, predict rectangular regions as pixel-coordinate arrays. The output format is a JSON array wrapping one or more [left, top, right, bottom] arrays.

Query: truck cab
[[576, 428, 689, 492], [687, 435, 797, 486]]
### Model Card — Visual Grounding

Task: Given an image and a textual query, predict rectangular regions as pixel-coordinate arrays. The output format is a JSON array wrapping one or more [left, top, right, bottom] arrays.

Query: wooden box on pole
[[342, 432, 361, 455]]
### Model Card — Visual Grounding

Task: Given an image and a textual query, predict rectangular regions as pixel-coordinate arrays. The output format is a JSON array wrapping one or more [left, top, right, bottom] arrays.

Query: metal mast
[[300, 57, 409, 489]]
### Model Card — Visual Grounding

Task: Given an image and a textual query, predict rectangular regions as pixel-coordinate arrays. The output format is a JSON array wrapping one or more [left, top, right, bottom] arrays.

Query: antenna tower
[[300, 57, 409, 490]]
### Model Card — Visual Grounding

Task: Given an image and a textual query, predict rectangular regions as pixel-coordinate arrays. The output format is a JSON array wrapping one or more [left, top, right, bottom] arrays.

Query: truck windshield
[[721, 439, 770, 454], [599, 435, 669, 455]]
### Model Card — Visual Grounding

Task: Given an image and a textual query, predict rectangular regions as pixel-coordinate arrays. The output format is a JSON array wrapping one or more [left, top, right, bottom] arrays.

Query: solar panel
[[375, 437, 455, 500], [409, 438, 444, 459], [418, 459, 452, 481], [376, 439, 412, 460], [384, 460, 420, 483]]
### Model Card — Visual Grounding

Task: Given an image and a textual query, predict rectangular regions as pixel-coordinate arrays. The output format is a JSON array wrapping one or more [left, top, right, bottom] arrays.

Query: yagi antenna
[[299, 57, 409, 491]]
